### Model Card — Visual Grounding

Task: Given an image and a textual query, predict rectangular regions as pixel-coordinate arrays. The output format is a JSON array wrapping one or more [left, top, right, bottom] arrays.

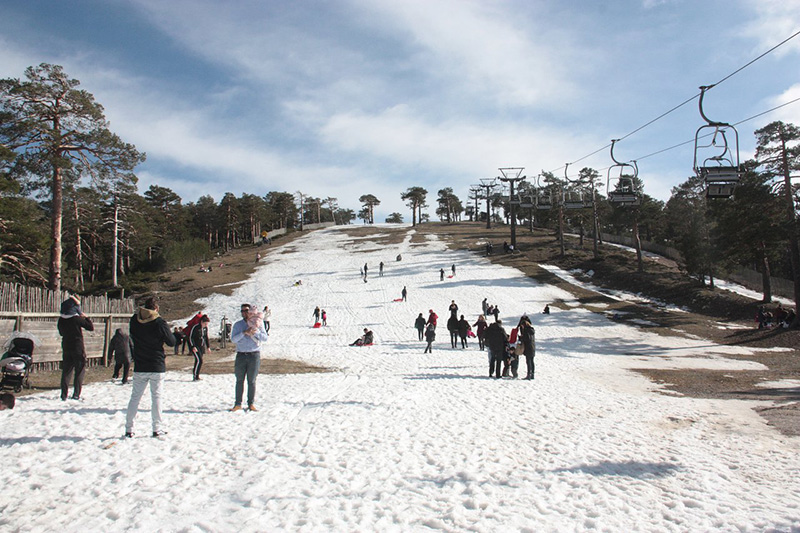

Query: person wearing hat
[[57, 295, 94, 400]]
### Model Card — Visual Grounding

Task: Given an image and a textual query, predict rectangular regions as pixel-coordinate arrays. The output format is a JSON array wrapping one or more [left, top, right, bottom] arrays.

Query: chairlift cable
[[549, 28, 800, 175]]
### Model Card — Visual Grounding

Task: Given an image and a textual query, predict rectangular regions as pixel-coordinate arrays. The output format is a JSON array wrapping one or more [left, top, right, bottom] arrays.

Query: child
[[246, 308, 265, 333], [60, 294, 82, 318]]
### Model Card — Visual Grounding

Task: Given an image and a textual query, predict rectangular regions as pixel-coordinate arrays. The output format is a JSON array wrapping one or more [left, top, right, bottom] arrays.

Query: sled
[[447, 275, 454, 279], [508, 327, 518, 344], [467, 330, 476, 338], [312, 322, 321, 329], [393, 298, 403, 302]]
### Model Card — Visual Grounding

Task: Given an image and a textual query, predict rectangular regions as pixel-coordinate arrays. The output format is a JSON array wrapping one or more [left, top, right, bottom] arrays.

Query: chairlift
[[519, 196, 534, 209], [564, 189, 588, 209], [693, 85, 740, 199], [607, 140, 642, 206]]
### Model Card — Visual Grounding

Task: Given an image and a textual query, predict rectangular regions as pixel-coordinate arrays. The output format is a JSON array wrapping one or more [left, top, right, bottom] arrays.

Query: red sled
[[508, 327, 518, 344], [447, 275, 454, 279], [393, 298, 403, 302], [467, 330, 476, 338], [312, 322, 322, 328]]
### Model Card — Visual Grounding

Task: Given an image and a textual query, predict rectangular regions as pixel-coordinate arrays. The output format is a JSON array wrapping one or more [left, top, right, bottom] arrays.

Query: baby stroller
[[1, 332, 38, 393]]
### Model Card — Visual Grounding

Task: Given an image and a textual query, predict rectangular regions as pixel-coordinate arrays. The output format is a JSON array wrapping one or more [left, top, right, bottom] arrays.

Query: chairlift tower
[[498, 167, 526, 249], [479, 178, 497, 229]]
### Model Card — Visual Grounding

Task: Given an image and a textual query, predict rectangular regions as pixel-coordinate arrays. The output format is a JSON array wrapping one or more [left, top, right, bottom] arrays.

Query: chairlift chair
[[607, 140, 642, 206], [564, 189, 588, 209], [693, 86, 741, 199]]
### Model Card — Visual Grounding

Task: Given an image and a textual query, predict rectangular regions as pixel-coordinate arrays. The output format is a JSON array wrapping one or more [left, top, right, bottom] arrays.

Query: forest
[[1, 64, 799, 307]]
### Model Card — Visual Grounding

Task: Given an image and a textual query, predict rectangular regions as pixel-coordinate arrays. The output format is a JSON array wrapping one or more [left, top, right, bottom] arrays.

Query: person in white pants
[[125, 297, 176, 438]]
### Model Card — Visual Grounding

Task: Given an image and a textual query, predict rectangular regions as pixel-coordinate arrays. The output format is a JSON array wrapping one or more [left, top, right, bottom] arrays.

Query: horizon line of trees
[[3, 64, 799, 312]]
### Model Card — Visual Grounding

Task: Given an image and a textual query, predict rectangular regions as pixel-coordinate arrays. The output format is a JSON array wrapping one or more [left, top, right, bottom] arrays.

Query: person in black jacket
[[483, 320, 508, 379], [424, 324, 435, 353], [188, 315, 211, 381], [57, 305, 94, 400], [457, 315, 470, 349], [447, 314, 459, 348], [414, 313, 426, 341], [519, 316, 536, 380], [108, 328, 134, 384], [125, 297, 176, 438]]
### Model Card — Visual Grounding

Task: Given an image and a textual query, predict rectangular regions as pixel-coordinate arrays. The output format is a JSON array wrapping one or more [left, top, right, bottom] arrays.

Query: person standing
[[108, 328, 133, 384], [363, 263, 368, 280], [448, 300, 458, 317], [321, 309, 327, 326], [519, 316, 536, 380], [230, 303, 268, 412], [439, 268, 445, 281], [424, 324, 436, 353], [447, 313, 459, 349], [457, 315, 470, 349], [473, 315, 488, 351], [172, 327, 186, 355], [482, 298, 489, 316], [125, 297, 176, 438], [313, 306, 321, 325], [451, 264, 456, 276], [484, 319, 508, 379], [188, 315, 211, 381], [427, 309, 438, 330], [493, 305, 500, 322], [401, 286, 407, 301], [414, 313, 426, 341], [379, 261, 384, 277], [57, 299, 94, 401]]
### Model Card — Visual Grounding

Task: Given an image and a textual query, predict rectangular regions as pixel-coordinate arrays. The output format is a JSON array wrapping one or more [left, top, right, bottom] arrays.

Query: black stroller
[[1, 332, 37, 393]]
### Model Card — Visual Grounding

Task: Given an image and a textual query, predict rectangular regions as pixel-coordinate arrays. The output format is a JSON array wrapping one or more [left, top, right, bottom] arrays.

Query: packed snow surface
[[2, 225, 799, 532]]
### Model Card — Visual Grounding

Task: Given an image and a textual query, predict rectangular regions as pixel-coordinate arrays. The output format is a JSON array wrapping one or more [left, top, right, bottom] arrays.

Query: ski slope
[[2, 225, 799, 532]]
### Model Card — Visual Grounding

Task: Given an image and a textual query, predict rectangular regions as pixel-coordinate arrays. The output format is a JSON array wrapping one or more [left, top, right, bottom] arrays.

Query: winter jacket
[[446, 315, 458, 332], [107, 329, 133, 364], [415, 316, 426, 330], [188, 323, 209, 355], [472, 319, 488, 338], [483, 322, 508, 352], [427, 312, 438, 327], [57, 315, 94, 358], [457, 318, 470, 337], [129, 307, 176, 373], [363, 330, 374, 345], [425, 327, 436, 342], [519, 323, 536, 356]]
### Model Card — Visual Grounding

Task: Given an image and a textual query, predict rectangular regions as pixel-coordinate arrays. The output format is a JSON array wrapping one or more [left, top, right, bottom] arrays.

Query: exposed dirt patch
[[427, 221, 800, 436]]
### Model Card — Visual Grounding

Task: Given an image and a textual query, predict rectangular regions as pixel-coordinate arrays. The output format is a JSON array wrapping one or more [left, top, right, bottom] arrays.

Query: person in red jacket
[[427, 309, 438, 330]]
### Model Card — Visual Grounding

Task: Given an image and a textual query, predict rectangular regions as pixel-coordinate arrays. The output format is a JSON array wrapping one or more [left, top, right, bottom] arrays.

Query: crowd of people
[[756, 303, 796, 329]]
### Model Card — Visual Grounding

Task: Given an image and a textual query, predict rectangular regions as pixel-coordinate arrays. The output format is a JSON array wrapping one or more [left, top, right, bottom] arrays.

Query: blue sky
[[2, 0, 799, 221]]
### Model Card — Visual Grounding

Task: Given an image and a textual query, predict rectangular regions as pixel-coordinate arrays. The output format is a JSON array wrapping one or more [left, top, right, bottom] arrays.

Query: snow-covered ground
[[2, 225, 799, 532]]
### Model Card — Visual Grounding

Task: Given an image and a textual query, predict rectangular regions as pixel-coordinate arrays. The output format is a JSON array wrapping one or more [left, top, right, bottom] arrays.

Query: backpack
[[183, 312, 203, 337]]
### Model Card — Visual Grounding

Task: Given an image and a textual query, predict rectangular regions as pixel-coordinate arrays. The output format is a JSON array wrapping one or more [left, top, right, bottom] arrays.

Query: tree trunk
[[48, 166, 64, 292], [73, 198, 84, 291], [758, 242, 772, 303], [634, 208, 643, 273], [112, 199, 119, 287]]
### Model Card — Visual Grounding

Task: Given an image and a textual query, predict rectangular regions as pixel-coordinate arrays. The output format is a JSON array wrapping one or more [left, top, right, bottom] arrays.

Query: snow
[[2, 225, 799, 532]]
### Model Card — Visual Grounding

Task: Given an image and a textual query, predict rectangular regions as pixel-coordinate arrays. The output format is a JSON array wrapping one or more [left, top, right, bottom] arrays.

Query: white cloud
[[741, 0, 800, 56]]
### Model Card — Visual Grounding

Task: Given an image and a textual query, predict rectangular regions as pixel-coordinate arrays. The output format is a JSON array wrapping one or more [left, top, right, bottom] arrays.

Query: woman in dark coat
[[457, 315, 470, 349], [519, 317, 536, 380], [472, 315, 488, 350], [447, 314, 459, 349]]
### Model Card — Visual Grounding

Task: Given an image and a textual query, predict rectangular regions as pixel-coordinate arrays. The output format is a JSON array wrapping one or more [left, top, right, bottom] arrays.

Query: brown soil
[[431, 221, 800, 436]]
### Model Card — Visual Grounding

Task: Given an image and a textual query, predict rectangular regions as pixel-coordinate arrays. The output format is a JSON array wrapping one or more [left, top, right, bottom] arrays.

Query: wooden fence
[[0, 282, 136, 371]]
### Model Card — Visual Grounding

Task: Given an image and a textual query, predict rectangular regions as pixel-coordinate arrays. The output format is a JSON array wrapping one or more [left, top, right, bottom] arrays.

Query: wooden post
[[103, 316, 114, 366]]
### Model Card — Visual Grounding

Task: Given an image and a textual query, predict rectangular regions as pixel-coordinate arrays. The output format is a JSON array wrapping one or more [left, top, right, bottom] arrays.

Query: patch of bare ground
[[424, 221, 800, 436]]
